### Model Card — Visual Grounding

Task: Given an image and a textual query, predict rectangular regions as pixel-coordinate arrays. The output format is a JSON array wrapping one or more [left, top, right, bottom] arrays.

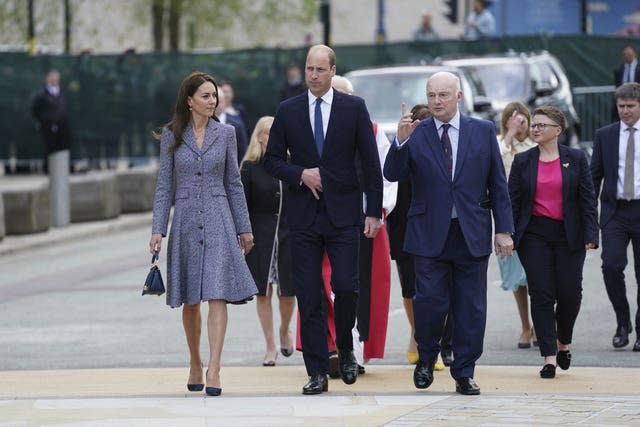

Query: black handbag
[[142, 252, 165, 296]]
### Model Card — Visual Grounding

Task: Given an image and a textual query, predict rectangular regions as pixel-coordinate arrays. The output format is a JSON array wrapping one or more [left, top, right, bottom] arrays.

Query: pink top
[[533, 158, 564, 220]]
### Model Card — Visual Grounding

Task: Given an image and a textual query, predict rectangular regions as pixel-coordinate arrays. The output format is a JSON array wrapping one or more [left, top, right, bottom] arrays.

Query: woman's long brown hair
[[154, 71, 219, 151]]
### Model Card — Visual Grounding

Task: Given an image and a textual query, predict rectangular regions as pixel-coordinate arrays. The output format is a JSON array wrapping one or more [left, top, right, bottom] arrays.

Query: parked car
[[344, 65, 497, 142], [439, 51, 581, 147]]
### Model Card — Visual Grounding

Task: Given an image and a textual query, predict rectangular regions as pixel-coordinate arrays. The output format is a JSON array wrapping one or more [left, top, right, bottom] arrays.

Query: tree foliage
[[151, 0, 317, 51]]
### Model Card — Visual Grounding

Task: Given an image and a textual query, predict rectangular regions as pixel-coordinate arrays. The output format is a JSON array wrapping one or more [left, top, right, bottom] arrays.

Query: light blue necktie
[[314, 98, 324, 155]]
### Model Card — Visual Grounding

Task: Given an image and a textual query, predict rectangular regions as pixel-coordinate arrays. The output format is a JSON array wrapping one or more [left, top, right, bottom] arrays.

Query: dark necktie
[[441, 123, 453, 176], [314, 98, 324, 155], [623, 127, 636, 200]]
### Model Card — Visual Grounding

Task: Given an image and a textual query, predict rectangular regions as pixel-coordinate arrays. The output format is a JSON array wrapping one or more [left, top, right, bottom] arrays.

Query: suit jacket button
[[199, 225, 204, 229], [196, 172, 202, 176], [199, 240, 203, 245]]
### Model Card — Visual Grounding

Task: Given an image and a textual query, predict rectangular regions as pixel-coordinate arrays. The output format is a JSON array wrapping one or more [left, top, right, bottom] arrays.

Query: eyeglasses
[[530, 123, 560, 131]]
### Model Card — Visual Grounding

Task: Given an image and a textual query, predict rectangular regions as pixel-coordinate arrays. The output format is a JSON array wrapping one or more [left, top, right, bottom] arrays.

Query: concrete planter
[[70, 171, 121, 222]]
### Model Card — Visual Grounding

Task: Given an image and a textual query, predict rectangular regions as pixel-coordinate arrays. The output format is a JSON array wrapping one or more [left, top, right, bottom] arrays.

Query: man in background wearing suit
[[216, 85, 249, 163], [264, 45, 383, 395], [384, 72, 514, 395], [591, 82, 640, 352], [615, 46, 640, 87], [612, 46, 640, 121]]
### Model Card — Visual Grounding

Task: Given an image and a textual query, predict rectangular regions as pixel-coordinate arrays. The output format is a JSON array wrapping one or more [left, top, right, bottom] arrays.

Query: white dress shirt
[[618, 119, 640, 199]]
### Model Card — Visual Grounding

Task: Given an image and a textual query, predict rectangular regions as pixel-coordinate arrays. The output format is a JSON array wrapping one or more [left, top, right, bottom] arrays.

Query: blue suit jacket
[[264, 90, 383, 230], [383, 115, 513, 258], [591, 122, 624, 228], [509, 144, 599, 251]]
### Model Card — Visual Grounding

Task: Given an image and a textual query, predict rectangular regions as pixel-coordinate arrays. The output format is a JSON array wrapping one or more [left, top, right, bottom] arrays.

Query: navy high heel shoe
[[187, 383, 204, 392], [205, 386, 222, 396], [187, 368, 204, 392], [205, 369, 222, 396]]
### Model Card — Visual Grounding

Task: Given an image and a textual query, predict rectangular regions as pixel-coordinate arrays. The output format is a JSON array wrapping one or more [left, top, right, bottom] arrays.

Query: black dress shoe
[[358, 364, 366, 375], [328, 352, 340, 379], [539, 364, 556, 378], [634, 339, 640, 352], [613, 323, 632, 348], [441, 350, 454, 367], [413, 360, 435, 389], [455, 377, 480, 395], [557, 350, 571, 370], [338, 350, 358, 385], [302, 374, 328, 395]]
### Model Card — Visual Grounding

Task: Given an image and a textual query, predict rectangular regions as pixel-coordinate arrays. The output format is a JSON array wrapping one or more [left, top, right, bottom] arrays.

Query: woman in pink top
[[508, 106, 598, 379]]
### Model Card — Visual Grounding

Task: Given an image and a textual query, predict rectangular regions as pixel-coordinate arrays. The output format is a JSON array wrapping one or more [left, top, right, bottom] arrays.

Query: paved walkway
[[2, 365, 640, 426], [2, 201, 640, 425]]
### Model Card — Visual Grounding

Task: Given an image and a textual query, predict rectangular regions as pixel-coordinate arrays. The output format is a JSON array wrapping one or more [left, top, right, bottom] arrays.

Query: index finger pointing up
[[401, 102, 408, 116]]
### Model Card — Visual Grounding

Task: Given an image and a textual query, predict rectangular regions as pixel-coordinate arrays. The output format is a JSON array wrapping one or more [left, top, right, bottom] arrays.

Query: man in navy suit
[[591, 82, 640, 352], [612, 46, 640, 121], [614, 46, 640, 87], [264, 45, 383, 395], [216, 85, 249, 162], [384, 72, 514, 395]]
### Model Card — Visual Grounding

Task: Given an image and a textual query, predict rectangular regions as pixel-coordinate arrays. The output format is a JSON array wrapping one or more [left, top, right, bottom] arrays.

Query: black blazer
[[264, 90, 383, 231], [241, 159, 292, 291], [509, 144, 599, 251]]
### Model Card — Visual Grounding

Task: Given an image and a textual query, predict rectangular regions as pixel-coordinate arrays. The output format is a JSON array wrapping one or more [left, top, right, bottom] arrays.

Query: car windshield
[[469, 63, 528, 102], [349, 72, 435, 123]]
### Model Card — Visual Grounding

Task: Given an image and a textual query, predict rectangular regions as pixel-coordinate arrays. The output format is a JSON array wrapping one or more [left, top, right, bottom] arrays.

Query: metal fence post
[[49, 149, 70, 227]]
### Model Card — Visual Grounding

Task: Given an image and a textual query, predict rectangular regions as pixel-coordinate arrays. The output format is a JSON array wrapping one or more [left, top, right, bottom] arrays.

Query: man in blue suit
[[591, 82, 640, 352], [264, 45, 383, 395], [384, 71, 514, 395]]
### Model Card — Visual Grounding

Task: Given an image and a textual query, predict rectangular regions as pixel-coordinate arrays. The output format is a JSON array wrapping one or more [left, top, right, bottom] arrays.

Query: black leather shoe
[[441, 350, 454, 367], [539, 364, 556, 378], [557, 350, 571, 370], [358, 364, 366, 375], [302, 374, 328, 395], [633, 339, 640, 352], [613, 323, 632, 348], [413, 360, 435, 389], [455, 377, 480, 395], [338, 350, 358, 385], [328, 352, 340, 379]]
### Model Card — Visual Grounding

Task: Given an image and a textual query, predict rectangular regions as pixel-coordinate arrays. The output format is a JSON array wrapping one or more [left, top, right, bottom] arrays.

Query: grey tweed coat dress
[[152, 120, 258, 308]]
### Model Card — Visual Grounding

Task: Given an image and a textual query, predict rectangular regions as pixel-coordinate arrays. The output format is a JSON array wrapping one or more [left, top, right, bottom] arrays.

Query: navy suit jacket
[[614, 63, 640, 87], [383, 115, 513, 258], [225, 113, 249, 162], [264, 90, 383, 231], [591, 122, 624, 228], [510, 144, 599, 250]]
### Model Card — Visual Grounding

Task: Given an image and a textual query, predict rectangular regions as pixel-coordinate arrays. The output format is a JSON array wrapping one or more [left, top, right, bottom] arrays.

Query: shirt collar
[[308, 88, 334, 107], [434, 110, 461, 130], [621, 118, 640, 133]]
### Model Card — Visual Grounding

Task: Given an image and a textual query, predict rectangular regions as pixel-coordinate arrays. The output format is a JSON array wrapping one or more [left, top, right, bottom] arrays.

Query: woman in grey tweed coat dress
[[149, 72, 257, 396]]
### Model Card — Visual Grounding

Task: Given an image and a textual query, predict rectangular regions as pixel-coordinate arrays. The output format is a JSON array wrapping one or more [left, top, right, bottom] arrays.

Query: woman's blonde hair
[[241, 116, 274, 168], [501, 101, 531, 138]]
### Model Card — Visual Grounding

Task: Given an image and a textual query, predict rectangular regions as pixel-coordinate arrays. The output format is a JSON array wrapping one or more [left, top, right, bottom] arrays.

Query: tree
[[150, 0, 316, 51]]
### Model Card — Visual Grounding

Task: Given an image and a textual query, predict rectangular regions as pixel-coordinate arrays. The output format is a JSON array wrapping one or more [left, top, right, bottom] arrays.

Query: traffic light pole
[[319, 0, 331, 46]]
